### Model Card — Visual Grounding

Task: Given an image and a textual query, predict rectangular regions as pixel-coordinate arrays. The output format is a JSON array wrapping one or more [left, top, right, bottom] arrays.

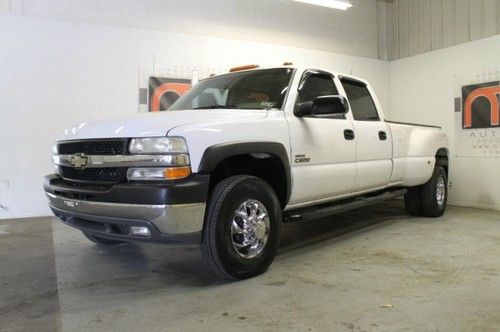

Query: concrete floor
[[1, 200, 499, 331]]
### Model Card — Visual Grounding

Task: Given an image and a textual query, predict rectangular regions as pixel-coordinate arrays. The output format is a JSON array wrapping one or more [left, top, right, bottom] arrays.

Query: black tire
[[82, 231, 126, 245], [404, 186, 423, 216], [201, 175, 282, 280], [420, 166, 448, 217]]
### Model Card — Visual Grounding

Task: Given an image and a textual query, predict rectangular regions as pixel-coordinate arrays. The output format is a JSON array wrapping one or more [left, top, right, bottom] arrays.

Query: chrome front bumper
[[46, 192, 206, 239]]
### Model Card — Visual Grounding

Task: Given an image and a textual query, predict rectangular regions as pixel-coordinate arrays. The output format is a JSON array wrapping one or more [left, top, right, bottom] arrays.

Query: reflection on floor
[[1, 200, 499, 331]]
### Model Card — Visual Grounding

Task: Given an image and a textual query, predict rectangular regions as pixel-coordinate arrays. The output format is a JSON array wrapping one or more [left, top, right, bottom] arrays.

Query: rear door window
[[340, 78, 379, 121]]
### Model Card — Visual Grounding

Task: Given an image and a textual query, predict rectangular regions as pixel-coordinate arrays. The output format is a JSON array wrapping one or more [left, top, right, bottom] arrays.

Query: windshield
[[169, 68, 294, 111]]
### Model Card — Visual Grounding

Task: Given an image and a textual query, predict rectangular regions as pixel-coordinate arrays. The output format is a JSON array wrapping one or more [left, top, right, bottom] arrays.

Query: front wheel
[[201, 175, 282, 280]]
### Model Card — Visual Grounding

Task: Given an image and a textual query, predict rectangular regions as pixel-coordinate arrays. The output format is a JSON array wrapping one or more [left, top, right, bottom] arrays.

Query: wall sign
[[138, 64, 221, 113], [455, 69, 500, 157], [462, 81, 500, 129], [148, 77, 191, 112]]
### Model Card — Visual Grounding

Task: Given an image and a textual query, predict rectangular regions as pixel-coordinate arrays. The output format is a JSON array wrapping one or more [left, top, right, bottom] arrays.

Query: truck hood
[[57, 109, 268, 141]]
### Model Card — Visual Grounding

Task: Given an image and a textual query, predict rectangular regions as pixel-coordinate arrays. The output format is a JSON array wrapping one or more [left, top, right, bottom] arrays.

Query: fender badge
[[294, 154, 311, 163]]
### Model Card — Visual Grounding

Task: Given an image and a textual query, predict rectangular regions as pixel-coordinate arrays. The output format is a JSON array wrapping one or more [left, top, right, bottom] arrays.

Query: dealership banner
[[138, 64, 222, 113], [454, 69, 500, 157]]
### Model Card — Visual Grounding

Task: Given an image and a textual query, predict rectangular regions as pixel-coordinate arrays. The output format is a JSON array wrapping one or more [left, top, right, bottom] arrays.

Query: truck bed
[[385, 120, 441, 129]]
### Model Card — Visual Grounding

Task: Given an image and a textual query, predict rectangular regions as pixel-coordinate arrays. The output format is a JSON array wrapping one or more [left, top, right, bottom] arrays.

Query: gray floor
[[1, 200, 499, 331]]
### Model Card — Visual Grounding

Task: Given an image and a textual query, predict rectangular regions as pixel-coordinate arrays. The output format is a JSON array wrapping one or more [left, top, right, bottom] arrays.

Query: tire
[[404, 186, 423, 216], [420, 166, 448, 217], [201, 175, 282, 280], [82, 231, 126, 245]]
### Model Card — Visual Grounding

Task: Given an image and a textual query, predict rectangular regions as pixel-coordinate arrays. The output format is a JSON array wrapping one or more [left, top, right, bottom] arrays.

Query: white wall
[[0, 15, 391, 219], [390, 34, 500, 211], [0, 0, 382, 59]]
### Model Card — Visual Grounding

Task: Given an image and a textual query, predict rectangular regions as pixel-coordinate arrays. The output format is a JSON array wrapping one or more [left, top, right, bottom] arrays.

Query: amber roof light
[[229, 64, 260, 72]]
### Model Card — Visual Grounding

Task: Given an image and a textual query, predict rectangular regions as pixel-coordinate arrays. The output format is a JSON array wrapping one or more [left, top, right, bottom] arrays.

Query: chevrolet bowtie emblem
[[70, 153, 88, 169]]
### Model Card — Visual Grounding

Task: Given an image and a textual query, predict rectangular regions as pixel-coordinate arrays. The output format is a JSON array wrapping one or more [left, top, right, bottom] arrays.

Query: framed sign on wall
[[454, 69, 500, 158], [138, 64, 221, 113], [148, 77, 191, 112]]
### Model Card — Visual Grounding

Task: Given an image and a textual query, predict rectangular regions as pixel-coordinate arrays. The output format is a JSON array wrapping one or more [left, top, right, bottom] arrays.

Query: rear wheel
[[201, 175, 281, 280], [82, 231, 126, 245], [420, 166, 447, 217], [404, 165, 447, 218]]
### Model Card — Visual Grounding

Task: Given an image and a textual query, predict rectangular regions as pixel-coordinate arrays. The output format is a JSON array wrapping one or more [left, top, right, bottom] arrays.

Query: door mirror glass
[[295, 95, 348, 117]]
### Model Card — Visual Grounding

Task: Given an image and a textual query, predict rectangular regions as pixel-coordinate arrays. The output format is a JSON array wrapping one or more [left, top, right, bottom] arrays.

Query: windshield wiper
[[193, 104, 238, 109]]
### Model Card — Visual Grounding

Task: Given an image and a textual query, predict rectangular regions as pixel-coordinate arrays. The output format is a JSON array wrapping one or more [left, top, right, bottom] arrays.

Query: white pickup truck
[[44, 66, 449, 279]]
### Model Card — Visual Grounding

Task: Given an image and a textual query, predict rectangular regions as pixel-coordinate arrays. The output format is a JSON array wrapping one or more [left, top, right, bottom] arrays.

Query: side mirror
[[295, 95, 348, 117]]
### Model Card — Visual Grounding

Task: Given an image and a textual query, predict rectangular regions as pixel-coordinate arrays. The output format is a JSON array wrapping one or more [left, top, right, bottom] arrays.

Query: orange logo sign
[[463, 84, 500, 129], [148, 77, 191, 112]]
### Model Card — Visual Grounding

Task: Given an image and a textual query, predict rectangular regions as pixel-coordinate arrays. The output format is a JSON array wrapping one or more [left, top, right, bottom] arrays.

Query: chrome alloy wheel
[[436, 176, 446, 207], [231, 199, 270, 259]]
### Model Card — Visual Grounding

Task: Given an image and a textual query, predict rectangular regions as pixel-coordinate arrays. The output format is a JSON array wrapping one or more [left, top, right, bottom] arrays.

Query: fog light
[[130, 226, 151, 237]]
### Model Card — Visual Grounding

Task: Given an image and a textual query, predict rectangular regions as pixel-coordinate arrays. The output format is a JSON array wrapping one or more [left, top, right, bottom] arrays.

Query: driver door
[[286, 70, 356, 207]]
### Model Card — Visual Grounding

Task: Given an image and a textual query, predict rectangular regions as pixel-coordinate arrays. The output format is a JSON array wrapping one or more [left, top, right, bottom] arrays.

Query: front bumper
[[44, 174, 209, 244]]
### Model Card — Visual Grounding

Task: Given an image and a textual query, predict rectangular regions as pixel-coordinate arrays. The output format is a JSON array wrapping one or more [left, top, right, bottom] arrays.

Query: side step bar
[[284, 188, 407, 222]]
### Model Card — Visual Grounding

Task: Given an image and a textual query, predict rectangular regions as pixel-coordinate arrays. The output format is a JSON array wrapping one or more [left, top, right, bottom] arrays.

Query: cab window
[[297, 72, 338, 104], [169, 68, 293, 111], [340, 78, 379, 121]]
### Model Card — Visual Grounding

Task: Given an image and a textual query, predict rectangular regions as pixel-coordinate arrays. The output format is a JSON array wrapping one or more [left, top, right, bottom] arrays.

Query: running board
[[284, 189, 407, 222]]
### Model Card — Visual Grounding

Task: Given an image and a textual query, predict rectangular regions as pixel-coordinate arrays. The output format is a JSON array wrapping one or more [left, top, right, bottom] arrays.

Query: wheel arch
[[198, 142, 291, 208], [435, 147, 449, 175]]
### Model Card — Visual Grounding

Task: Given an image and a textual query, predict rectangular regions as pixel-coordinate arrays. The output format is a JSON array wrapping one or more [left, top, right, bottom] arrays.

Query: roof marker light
[[229, 64, 260, 72]]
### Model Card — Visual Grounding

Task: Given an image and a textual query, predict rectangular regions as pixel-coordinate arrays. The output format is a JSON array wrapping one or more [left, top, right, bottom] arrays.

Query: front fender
[[198, 141, 292, 204]]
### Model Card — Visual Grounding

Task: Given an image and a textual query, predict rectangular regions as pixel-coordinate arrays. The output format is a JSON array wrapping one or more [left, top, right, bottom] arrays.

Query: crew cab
[[44, 65, 449, 279]]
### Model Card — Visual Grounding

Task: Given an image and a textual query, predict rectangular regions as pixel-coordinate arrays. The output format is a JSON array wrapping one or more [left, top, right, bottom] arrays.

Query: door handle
[[379, 131, 387, 141], [344, 129, 355, 140]]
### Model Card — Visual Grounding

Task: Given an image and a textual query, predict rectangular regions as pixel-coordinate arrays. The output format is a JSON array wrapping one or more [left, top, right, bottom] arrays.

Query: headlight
[[129, 137, 188, 154]]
